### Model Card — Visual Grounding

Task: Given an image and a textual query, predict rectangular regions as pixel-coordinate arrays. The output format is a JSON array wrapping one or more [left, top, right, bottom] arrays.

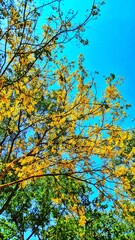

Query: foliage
[[113, 130, 135, 225], [1, 177, 135, 239], [0, 0, 135, 238]]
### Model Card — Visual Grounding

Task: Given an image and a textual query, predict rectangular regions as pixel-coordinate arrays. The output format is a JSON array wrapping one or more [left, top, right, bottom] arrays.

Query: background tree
[[112, 130, 135, 225], [0, 0, 135, 238], [1, 177, 135, 239]]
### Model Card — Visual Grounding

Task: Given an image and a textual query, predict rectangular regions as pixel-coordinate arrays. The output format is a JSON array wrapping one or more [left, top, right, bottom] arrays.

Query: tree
[[0, 0, 135, 238], [112, 130, 135, 225], [1, 177, 135, 239]]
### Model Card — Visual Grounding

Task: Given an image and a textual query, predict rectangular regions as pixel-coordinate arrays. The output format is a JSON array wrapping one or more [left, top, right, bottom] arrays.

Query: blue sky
[[80, 0, 135, 128], [38, 0, 135, 130], [62, 0, 135, 129]]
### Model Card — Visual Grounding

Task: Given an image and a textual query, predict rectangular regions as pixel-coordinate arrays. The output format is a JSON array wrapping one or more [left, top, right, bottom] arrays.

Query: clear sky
[[38, 0, 135, 129], [78, 0, 135, 129]]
